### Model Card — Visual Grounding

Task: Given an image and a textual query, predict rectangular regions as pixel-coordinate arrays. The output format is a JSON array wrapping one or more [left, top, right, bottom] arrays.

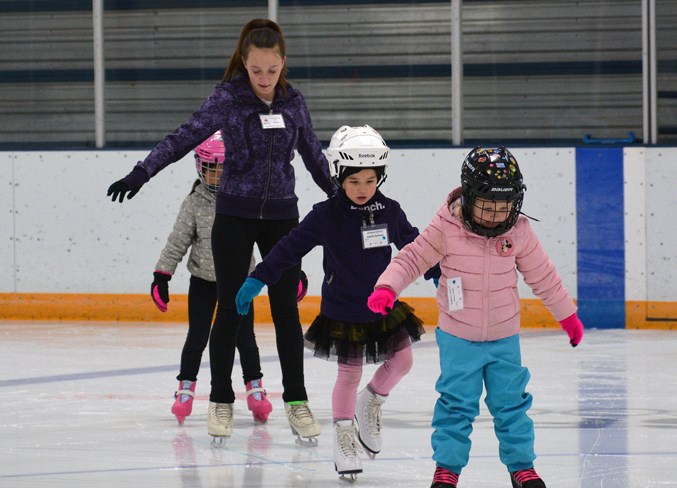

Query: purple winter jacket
[[134, 74, 334, 220]]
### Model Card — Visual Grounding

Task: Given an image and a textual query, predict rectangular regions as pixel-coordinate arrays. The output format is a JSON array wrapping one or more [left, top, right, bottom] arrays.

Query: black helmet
[[460, 146, 525, 237]]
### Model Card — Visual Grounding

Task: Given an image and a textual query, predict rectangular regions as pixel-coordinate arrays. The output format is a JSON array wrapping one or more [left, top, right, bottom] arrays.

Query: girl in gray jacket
[[151, 132, 272, 425]]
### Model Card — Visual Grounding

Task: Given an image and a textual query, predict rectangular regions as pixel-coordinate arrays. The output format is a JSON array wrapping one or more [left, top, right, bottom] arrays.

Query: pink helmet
[[194, 131, 225, 192]]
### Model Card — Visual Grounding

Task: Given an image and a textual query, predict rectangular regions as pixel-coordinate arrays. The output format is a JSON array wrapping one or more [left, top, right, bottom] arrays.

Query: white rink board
[[0, 153, 14, 292], [1, 147, 667, 302]]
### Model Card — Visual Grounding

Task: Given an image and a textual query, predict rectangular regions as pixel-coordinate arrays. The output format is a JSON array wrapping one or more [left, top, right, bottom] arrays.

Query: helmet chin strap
[[518, 210, 539, 222]]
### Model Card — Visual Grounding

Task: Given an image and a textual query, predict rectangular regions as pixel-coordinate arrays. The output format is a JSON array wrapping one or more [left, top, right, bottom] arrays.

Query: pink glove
[[151, 270, 171, 312], [297, 270, 308, 302], [559, 313, 584, 347], [367, 287, 396, 316]]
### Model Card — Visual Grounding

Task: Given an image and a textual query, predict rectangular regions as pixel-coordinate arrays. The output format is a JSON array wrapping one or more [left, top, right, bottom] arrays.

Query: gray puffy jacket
[[155, 182, 255, 281]]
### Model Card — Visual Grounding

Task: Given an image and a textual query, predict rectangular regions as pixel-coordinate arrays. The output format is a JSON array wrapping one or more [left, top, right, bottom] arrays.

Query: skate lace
[[433, 466, 459, 485], [337, 425, 363, 458], [289, 403, 317, 426], [513, 468, 541, 484], [212, 403, 233, 424], [365, 396, 383, 435]]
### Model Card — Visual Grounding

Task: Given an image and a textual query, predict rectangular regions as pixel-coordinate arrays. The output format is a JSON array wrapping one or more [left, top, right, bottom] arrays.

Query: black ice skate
[[430, 466, 458, 487], [510, 468, 546, 488]]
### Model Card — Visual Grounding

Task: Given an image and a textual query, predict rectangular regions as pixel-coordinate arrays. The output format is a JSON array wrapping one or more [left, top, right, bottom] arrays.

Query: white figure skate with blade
[[354, 386, 386, 459], [207, 401, 233, 447], [333, 419, 363, 480], [284, 401, 321, 447]]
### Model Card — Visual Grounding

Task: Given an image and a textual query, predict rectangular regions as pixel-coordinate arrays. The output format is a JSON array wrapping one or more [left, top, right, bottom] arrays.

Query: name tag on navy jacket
[[361, 223, 390, 249]]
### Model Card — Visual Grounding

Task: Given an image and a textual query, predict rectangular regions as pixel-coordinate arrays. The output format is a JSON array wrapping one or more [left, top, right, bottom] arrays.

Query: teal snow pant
[[431, 328, 536, 474]]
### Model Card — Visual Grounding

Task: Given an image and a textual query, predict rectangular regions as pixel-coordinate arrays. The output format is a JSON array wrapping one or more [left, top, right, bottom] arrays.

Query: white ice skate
[[284, 401, 321, 447], [333, 419, 363, 481], [354, 386, 386, 459], [207, 401, 233, 447]]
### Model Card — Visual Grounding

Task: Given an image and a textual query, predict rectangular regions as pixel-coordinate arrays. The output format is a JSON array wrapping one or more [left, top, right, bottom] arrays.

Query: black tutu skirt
[[303, 301, 425, 365]]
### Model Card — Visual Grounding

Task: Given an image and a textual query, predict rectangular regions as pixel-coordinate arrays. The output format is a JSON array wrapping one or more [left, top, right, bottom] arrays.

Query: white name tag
[[361, 223, 390, 249], [446, 277, 464, 311], [259, 113, 286, 129]]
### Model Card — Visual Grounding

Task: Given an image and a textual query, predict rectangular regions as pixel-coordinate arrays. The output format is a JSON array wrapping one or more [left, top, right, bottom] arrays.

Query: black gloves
[[107, 167, 150, 203]]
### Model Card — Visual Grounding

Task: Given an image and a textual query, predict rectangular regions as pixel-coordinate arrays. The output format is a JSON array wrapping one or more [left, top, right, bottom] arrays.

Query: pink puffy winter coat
[[375, 201, 577, 342]]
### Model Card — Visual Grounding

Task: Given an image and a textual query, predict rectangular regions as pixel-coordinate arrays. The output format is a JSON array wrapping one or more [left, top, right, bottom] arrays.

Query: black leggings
[[209, 214, 306, 404], [177, 275, 262, 385]]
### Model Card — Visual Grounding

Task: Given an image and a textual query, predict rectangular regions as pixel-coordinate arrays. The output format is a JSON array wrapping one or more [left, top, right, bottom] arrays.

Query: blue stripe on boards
[[0, 61, 643, 84], [575, 148, 625, 329]]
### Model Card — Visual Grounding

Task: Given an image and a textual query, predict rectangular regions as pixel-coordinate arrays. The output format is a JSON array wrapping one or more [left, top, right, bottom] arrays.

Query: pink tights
[[332, 345, 413, 421]]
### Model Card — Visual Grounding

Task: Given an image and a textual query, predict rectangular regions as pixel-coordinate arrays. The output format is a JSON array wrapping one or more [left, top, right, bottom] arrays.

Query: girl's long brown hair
[[222, 18, 289, 92]]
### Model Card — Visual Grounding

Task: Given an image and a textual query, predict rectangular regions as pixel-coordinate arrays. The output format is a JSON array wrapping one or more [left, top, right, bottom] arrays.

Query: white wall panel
[[13, 151, 194, 293], [623, 147, 647, 301], [2, 147, 664, 303], [645, 148, 677, 302], [512, 148, 578, 300], [0, 153, 14, 292]]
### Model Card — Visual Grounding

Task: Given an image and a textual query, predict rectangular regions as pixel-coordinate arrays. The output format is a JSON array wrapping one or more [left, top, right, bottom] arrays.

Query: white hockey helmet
[[326, 125, 389, 188]]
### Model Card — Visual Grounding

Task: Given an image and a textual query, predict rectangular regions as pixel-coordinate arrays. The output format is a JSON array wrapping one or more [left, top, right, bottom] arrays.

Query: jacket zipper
[[259, 106, 274, 219], [481, 238, 491, 341]]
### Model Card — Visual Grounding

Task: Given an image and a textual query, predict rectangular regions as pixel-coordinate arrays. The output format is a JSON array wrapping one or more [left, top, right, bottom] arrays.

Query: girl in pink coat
[[367, 147, 584, 488]]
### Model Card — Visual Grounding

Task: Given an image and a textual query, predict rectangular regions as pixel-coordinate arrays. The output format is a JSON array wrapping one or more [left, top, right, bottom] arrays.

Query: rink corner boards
[[0, 293, 674, 330]]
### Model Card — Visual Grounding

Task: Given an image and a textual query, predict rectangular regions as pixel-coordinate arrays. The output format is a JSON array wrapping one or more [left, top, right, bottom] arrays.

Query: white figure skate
[[354, 386, 386, 459], [284, 401, 321, 447], [333, 419, 363, 481], [207, 401, 233, 447]]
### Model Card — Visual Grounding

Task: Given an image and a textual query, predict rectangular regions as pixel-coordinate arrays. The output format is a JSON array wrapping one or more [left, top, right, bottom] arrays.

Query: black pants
[[209, 213, 306, 404], [177, 275, 263, 385]]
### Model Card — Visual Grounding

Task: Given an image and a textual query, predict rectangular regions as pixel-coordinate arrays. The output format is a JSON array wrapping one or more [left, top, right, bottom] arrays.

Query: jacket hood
[[194, 182, 217, 203]]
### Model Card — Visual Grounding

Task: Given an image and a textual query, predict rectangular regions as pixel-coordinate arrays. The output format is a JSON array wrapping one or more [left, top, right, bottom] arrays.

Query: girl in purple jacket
[[235, 125, 437, 480], [107, 19, 333, 446], [368, 147, 585, 488]]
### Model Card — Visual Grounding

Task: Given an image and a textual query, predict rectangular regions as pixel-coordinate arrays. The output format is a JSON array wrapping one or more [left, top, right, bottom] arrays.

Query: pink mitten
[[297, 270, 308, 302], [367, 287, 396, 315], [559, 313, 584, 347], [151, 270, 171, 312]]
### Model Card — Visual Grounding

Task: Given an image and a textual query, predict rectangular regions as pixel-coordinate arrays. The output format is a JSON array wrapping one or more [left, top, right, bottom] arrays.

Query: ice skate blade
[[339, 473, 359, 482], [210, 435, 227, 448], [335, 466, 362, 482], [357, 438, 379, 459], [294, 435, 318, 447]]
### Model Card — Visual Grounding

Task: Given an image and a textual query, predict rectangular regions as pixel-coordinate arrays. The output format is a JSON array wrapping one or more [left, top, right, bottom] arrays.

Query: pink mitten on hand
[[151, 270, 171, 312], [559, 313, 584, 347], [367, 287, 396, 315]]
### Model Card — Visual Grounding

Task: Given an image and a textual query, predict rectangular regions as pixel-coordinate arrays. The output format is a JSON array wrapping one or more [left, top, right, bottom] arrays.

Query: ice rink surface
[[1, 321, 676, 487]]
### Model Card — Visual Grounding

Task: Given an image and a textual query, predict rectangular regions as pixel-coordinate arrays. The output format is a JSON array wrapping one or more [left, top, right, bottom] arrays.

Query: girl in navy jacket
[[236, 126, 438, 480]]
